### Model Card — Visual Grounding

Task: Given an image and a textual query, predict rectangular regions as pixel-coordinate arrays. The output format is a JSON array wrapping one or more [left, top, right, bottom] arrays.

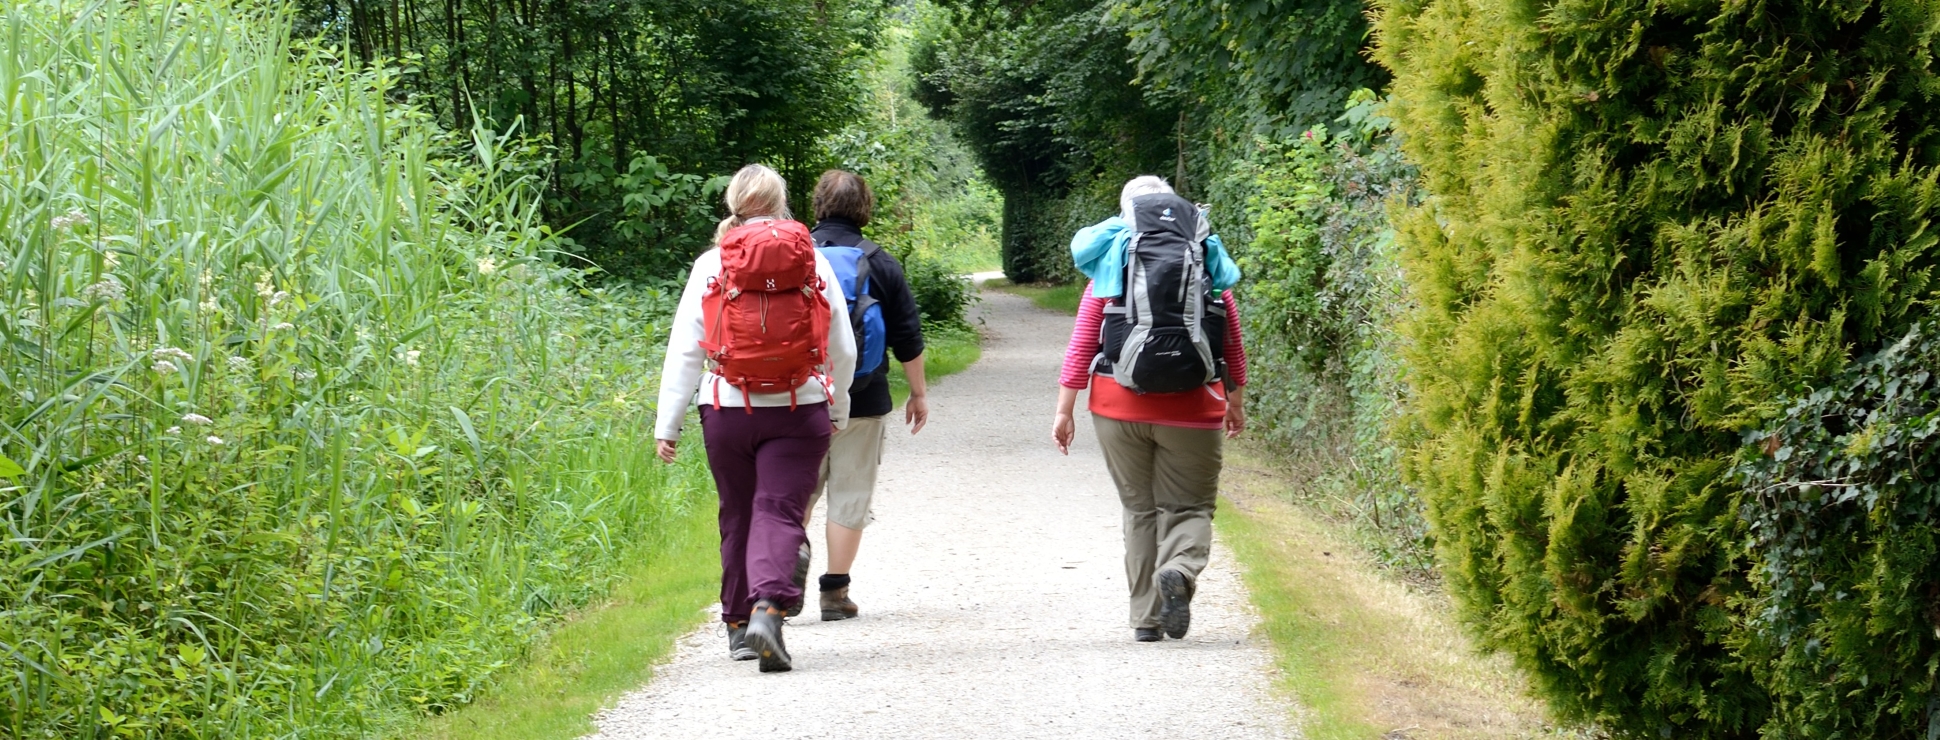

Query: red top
[[1060, 283, 1249, 430]]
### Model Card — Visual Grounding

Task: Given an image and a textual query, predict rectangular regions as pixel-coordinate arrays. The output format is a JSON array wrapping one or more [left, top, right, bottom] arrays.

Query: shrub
[[1738, 322, 1940, 737], [1375, 0, 1940, 730], [1234, 93, 1427, 570], [0, 2, 703, 736]]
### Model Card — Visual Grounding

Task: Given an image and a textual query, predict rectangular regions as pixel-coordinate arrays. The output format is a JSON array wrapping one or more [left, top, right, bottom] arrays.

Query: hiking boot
[[744, 600, 792, 673], [1134, 627, 1163, 643], [820, 586, 859, 621], [727, 622, 757, 661], [786, 541, 811, 618], [1157, 569, 1194, 639]]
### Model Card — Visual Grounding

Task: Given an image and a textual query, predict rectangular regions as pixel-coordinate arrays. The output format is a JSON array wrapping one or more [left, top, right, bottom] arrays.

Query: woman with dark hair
[[803, 169, 931, 621]]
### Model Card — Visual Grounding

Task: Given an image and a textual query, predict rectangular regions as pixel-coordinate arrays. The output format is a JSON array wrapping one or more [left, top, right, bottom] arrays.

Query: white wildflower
[[271, 322, 294, 331], [402, 349, 421, 367], [150, 347, 193, 363], [181, 413, 212, 426], [269, 290, 291, 307], [151, 360, 179, 375], [205, 436, 224, 446], [294, 368, 317, 382], [136, 455, 148, 465], [165, 426, 182, 435], [199, 269, 214, 290], [228, 356, 252, 370], [475, 257, 498, 275], [356, 326, 373, 344], [255, 270, 275, 298], [50, 208, 89, 230], [199, 297, 221, 316]]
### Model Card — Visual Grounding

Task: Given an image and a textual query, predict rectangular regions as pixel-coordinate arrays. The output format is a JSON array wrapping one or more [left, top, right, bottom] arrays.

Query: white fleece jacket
[[653, 246, 856, 441]]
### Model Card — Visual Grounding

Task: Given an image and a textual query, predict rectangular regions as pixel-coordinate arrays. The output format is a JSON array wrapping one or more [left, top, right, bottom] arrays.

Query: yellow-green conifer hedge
[[1374, 0, 1940, 733]]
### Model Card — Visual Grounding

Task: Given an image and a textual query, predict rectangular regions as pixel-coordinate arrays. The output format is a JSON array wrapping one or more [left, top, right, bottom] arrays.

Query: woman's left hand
[[1224, 387, 1247, 439]]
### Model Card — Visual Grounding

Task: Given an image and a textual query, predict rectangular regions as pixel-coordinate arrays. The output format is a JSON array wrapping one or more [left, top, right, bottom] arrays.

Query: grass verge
[[1216, 446, 1579, 740], [414, 452, 717, 740], [422, 327, 985, 740], [890, 323, 983, 407], [988, 279, 1083, 314]]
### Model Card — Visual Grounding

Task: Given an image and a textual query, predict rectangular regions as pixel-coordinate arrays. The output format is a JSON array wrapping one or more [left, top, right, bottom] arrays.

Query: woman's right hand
[[656, 439, 678, 464], [1053, 412, 1075, 456]]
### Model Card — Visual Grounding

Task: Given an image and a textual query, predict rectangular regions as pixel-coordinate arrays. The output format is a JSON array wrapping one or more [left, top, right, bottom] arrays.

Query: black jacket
[[812, 218, 926, 419]]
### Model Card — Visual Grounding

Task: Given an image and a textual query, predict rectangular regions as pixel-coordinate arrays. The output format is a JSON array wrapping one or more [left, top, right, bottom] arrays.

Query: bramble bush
[[1376, 0, 1940, 730], [0, 2, 707, 736], [1233, 93, 1427, 571]]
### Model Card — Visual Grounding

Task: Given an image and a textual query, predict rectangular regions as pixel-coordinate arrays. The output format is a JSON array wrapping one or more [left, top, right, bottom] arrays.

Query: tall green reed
[[0, 2, 704, 737]]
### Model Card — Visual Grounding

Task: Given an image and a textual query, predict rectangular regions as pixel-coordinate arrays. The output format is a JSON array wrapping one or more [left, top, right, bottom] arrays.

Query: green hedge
[[1376, 0, 1940, 730]]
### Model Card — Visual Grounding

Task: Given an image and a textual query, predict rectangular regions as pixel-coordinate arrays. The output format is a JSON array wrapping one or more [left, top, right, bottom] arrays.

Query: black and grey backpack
[[1094, 193, 1229, 394]]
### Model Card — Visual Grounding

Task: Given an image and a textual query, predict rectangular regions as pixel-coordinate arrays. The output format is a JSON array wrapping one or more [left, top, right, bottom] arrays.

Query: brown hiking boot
[[820, 587, 859, 621]]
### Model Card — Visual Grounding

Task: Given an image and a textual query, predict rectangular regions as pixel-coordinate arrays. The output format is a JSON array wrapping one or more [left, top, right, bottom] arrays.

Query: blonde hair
[[714, 164, 792, 245], [1119, 175, 1174, 222]]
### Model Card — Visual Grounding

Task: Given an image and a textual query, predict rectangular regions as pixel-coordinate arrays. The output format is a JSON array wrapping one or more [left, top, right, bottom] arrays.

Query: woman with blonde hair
[[655, 164, 856, 672]]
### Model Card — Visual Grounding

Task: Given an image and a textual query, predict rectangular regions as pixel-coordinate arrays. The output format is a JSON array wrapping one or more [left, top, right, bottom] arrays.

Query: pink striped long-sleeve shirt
[[1060, 283, 1249, 429]]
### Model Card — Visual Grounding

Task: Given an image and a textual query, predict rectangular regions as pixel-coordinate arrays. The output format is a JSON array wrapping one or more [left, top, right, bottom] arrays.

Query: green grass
[[416, 454, 718, 740], [0, 3, 694, 736], [1216, 494, 1379, 740], [889, 324, 983, 407], [990, 280, 1083, 314], [1216, 448, 1567, 739], [422, 326, 985, 740]]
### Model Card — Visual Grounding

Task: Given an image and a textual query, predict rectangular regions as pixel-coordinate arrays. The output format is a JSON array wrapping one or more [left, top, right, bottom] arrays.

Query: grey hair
[[1119, 175, 1174, 222]]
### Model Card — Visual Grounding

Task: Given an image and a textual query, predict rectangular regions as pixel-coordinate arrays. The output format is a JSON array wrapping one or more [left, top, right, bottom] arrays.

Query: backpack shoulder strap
[[853, 239, 882, 288]]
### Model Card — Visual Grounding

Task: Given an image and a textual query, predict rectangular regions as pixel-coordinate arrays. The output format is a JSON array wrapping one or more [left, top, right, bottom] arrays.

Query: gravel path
[[590, 288, 1298, 740]]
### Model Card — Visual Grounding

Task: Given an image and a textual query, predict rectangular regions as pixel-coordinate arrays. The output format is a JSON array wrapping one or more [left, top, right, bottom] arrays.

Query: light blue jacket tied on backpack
[[1071, 214, 1241, 298]]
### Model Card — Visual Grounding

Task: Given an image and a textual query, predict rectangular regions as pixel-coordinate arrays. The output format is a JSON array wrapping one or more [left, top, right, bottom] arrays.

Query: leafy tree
[[1375, 0, 1940, 731], [912, 0, 1178, 283], [295, 0, 884, 280]]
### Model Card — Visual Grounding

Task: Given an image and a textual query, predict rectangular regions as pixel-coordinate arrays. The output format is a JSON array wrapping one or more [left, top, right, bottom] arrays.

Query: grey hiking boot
[[1134, 627, 1163, 642], [820, 586, 859, 621], [786, 541, 811, 618], [744, 599, 792, 673], [727, 622, 757, 661], [1157, 569, 1194, 639]]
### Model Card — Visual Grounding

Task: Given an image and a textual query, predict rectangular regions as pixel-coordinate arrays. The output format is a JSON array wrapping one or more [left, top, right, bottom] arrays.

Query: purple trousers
[[699, 402, 831, 624]]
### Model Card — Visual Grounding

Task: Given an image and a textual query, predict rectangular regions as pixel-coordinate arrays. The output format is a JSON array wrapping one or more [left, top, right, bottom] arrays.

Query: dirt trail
[[589, 288, 1297, 739]]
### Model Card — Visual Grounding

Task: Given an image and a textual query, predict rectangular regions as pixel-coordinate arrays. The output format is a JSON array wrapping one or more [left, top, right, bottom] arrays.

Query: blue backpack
[[818, 239, 888, 377]]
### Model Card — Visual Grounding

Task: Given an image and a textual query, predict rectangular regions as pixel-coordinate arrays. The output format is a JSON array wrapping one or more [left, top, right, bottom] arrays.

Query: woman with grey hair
[[1052, 176, 1249, 642]]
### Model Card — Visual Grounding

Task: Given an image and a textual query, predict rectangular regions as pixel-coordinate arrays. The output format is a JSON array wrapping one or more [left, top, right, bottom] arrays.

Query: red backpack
[[700, 219, 832, 410]]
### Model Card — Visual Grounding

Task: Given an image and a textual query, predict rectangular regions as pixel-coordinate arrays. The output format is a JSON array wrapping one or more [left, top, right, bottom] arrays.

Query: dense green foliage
[[294, 0, 884, 281], [1234, 95, 1426, 570], [0, 3, 708, 736], [826, 14, 997, 328], [913, 0, 1381, 283], [1737, 323, 1940, 737], [1376, 0, 1940, 730], [912, 0, 1175, 283]]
